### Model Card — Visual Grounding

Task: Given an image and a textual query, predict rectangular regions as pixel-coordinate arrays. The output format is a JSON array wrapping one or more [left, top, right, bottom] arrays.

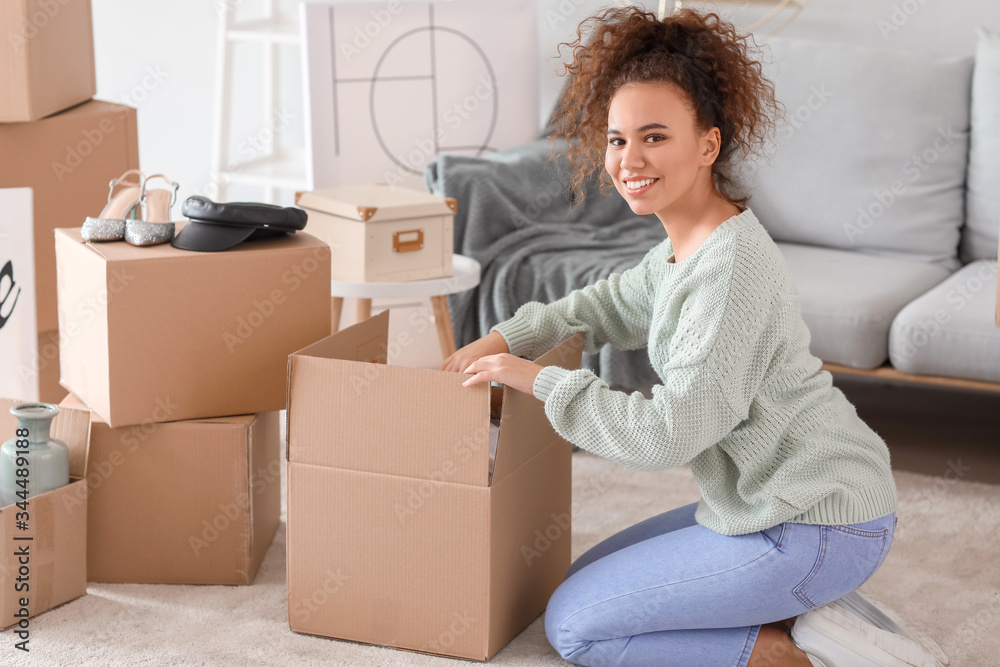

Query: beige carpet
[[8, 448, 999, 666]]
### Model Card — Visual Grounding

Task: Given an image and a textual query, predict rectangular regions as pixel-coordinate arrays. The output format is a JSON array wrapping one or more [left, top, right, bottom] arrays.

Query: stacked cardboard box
[[0, 0, 96, 122], [0, 1, 137, 404], [53, 223, 332, 584], [59, 395, 282, 585], [0, 0, 137, 624]]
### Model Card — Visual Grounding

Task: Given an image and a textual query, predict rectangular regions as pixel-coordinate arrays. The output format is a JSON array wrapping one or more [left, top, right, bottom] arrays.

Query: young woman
[[442, 7, 944, 667]]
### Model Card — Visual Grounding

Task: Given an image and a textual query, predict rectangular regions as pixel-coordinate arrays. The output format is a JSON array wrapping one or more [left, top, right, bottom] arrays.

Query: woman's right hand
[[440, 330, 511, 373]]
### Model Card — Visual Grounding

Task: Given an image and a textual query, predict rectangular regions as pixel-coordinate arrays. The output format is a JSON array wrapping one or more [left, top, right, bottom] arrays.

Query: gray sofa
[[426, 29, 1000, 394]]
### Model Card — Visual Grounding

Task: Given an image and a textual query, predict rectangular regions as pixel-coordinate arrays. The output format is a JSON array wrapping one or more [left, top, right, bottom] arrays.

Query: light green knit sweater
[[490, 208, 897, 536]]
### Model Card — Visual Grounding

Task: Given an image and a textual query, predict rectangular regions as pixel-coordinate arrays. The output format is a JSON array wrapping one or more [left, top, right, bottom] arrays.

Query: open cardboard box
[[285, 309, 584, 660], [59, 392, 281, 585], [0, 397, 91, 629]]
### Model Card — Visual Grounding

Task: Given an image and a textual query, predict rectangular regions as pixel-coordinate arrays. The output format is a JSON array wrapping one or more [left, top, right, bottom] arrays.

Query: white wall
[[91, 0, 1000, 208]]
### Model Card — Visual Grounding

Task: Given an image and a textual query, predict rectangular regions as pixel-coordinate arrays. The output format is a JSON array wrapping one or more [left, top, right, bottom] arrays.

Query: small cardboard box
[[55, 225, 331, 428], [285, 310, 583, 661], [295, 184, 456, 282], [0, 100, 138, 334], [0, 397, 91, 629], [0, 0, 96, 122], [59, 392, 281, 585]]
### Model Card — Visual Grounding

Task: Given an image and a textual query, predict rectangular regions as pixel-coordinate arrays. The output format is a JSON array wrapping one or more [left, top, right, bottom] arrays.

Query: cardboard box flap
[[290, 309, 390, 365], [295, 184, 457, 223], [287, 311, 492, 486], [0, 397, 91, 480], [58, 393, 88, 413], [488, 438, 571, 657], [185, 413, 258, 426], [55, 225, 327, 262], [490, 333, 585, 484]]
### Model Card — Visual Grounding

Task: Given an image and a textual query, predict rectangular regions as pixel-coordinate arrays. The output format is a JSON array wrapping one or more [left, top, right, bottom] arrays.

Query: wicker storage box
[[296, 184, 456, 282]]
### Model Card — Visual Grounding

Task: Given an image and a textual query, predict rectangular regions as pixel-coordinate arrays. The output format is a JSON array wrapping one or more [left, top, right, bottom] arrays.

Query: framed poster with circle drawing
[[300, 0, 540, 190]]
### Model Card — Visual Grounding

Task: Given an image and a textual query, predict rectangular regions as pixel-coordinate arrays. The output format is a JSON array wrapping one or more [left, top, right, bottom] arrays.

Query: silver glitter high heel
[[125, 174, 178, 247], [81, 169, 145, 241]]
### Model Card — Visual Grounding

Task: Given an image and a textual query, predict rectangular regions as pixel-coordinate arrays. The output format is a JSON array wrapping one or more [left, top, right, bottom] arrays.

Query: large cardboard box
[[55, 225, 331, 428], [295, 184, 456, 282], [0, 397, 91, 629], [0, 0, 96, 122], [60, 392, 281, 585], [0, 100, 138, 334], [285, 310, 584, 660]]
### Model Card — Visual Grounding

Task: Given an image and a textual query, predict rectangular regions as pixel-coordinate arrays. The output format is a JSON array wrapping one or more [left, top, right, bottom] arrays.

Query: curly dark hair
[[548, 6, 783, 210]]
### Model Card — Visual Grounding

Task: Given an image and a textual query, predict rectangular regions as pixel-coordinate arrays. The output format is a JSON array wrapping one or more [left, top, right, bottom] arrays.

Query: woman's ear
[[699, 127, 722, 166]]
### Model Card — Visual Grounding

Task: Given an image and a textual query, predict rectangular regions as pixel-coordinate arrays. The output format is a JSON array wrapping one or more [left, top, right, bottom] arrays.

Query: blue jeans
[[545, 501, 896, 666]]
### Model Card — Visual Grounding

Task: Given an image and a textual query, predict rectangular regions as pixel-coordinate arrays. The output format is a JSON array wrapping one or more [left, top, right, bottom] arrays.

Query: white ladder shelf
[[211, 0, 308, 204]]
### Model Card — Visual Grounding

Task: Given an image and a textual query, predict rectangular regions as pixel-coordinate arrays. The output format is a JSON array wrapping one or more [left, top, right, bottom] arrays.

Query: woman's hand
[[440, 330, 510, 373], [440, 331, 545, 395], [461, 353, 545, 396]]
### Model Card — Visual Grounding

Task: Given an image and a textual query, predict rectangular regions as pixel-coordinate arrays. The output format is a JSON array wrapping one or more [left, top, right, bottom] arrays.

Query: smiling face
[[604, 82, 721, 218]]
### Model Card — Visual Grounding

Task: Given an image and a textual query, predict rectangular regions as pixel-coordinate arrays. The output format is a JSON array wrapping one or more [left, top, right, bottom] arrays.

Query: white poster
[[301, 0, 539, 190], [0, 188, 39, 401]]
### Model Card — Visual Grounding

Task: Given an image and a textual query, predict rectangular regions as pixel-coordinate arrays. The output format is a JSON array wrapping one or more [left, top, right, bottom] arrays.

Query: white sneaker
[[831, 591, 949, 666], [791, 592, 949, 667]]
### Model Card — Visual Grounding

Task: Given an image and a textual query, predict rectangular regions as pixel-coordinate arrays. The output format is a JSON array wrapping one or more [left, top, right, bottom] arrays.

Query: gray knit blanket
[[424, 137, 666, 394]]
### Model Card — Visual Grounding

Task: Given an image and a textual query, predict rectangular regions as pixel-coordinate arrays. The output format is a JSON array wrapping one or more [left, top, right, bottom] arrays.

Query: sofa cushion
[[962, 26, 1000, 263], [888, 260, 1000, 383], [777, 242, 951, 369], [744, 36, 973, 272]]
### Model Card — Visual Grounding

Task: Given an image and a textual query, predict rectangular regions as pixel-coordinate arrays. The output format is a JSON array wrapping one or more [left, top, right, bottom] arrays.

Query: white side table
[[330, 254, 481, 359]]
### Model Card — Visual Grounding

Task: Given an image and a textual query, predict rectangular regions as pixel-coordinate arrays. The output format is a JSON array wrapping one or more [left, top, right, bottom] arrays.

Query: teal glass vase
[[1, 403, 70, 508]]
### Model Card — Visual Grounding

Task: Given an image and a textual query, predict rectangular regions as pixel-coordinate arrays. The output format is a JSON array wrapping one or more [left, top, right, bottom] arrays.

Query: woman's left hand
[[462, 353, 544, 395]]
